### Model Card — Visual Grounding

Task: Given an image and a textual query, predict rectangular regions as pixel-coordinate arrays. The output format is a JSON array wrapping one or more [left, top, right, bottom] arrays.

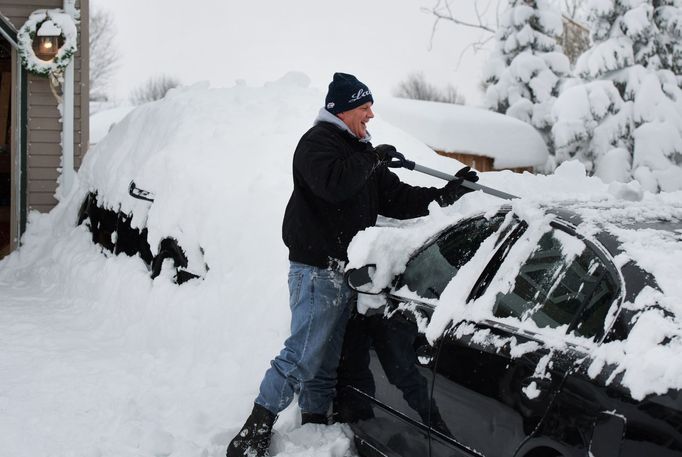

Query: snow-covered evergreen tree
[[653, 0, 682, 79], [552, 0, 682, 192], [483, 0, 570, 157]]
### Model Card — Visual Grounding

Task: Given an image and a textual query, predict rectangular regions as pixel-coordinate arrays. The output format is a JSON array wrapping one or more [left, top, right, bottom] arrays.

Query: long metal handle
[[412, 163, 519, 200]]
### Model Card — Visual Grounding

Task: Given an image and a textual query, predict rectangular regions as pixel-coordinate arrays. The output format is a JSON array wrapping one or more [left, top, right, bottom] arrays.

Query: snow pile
[[348, 160, 682, 399]]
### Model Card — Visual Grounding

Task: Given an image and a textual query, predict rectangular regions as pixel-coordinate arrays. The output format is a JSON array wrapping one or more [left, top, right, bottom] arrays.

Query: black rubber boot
[[226, 403, 277, 457], [301, 412, 328, 425]]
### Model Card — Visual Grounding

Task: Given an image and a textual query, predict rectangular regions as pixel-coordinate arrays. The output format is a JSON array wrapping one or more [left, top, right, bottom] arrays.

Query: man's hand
[[455, 166, 479, 183], [374, 144, 415, 169], [436, 167, 479, 207], [374, 144, 400, 165]]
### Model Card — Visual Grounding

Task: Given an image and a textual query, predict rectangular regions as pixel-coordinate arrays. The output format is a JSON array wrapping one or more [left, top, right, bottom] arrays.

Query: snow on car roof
[[376, 96, 549, 169]]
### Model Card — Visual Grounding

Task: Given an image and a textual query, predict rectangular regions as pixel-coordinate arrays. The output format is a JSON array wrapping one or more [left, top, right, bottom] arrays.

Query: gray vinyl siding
[[1, 0, 89, 212]]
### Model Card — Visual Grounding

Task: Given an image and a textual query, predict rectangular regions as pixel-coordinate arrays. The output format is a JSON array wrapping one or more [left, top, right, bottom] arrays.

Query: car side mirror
[[345, 264, 382, 295]]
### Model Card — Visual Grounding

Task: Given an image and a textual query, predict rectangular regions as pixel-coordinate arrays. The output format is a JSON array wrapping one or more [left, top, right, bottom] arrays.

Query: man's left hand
[[436, 167, 480, 207], [455, 166, 479, 182]]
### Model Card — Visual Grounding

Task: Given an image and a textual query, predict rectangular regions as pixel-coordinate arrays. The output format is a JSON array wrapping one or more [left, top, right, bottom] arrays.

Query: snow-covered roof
[[376, 97, 549, 169]]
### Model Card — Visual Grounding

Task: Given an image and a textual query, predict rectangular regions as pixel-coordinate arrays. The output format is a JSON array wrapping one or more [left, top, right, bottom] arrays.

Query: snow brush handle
[[411, 163, 519, 201]]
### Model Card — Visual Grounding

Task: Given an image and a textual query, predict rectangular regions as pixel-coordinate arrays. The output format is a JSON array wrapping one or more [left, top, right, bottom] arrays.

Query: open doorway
[[0, 36, 11, 258]]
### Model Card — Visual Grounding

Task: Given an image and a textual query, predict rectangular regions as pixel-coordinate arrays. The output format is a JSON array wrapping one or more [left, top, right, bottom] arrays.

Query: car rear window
[[493, 228, 620, 339]]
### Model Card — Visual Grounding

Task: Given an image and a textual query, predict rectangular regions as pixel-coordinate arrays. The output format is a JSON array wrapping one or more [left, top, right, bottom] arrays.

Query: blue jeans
[[255, 262, 354, 415]]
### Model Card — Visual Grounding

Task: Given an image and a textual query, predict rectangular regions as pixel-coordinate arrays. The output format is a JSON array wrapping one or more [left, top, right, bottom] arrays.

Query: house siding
[[436, 150, 533, 174], [1, 0, 88, 212]]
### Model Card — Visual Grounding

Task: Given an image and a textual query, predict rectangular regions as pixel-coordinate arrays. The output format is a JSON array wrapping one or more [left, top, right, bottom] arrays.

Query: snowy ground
[[2, 74, 680, 456], [0, 283, 356, 457]]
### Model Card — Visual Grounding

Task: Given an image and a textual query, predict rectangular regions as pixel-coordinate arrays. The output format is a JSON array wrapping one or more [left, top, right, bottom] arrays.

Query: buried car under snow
[[74, 78, 323, 285], [336, 197, 682, 457]]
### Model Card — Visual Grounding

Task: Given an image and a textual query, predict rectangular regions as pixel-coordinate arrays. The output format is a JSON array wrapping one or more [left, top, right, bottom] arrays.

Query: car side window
[[493, 227, 619, 339], [394, 214, 507, 300]]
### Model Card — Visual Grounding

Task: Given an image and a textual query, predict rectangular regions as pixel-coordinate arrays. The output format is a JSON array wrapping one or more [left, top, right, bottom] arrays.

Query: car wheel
[[151, 238, 197, 284]]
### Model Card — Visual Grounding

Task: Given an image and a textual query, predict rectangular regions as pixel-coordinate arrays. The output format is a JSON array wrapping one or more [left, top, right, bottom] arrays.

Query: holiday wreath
[[17, 9, 78, 77]]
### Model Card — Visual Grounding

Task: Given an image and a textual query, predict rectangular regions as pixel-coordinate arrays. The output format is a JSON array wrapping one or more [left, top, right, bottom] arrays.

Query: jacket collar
[[314, 107, 372, 143]]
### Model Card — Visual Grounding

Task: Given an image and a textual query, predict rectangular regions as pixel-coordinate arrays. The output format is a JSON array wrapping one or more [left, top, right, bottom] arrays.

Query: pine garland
[[17, 9, 78, 77]]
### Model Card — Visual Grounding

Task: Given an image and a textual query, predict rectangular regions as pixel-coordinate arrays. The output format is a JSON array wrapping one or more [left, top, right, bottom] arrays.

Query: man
[[226, 72, 477, 457]]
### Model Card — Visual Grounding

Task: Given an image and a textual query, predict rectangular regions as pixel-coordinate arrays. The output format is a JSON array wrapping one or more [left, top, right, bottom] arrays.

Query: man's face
[[338, 102, 374, 138]]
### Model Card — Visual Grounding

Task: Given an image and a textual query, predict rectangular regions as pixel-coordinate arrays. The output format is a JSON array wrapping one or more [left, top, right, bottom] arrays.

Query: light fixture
[[33, 19, 62, 62]]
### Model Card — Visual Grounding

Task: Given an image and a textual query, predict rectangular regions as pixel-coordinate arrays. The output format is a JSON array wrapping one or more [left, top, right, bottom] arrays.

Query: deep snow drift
[[1, 73, 681, 456]]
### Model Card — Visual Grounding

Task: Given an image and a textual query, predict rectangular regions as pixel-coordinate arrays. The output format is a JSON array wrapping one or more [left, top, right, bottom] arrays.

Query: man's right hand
[[374, 144, 414, 169], [374, 144, 399, 163]]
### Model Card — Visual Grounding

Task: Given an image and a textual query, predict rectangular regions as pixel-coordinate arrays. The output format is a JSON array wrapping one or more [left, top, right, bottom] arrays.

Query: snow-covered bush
[[653, 0, 682, 78], [483, 0, 570, 158], [552, 0, 682, 192]]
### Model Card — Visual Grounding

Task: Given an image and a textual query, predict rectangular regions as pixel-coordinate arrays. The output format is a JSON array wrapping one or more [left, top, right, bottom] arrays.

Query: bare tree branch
[[129, 74, 181, 105], [393, 72, 466, 105], [426, 0, 590, 65], [89, 8, 120, 101], [429, 7, 495, 33], [423, 0, 499, 66]]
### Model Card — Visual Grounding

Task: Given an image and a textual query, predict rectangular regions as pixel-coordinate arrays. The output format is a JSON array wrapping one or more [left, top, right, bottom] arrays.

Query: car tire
[[151, 238, 197, 284]]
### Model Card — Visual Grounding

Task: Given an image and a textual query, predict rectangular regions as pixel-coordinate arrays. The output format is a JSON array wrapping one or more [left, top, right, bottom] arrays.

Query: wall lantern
[[33, 19, 63, 62], [18, 9, 78, 78]]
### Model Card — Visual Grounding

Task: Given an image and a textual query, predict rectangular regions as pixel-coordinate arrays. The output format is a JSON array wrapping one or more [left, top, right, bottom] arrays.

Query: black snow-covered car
[[337, 203, 682, 457]]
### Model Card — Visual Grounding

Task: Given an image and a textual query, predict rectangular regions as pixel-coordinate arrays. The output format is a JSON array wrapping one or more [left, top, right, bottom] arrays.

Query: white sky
[[91, 0, 494, 105]]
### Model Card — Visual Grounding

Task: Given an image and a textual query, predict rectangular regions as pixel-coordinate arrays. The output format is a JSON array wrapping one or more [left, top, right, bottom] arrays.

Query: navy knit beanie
[[325, 73, 373, 114]]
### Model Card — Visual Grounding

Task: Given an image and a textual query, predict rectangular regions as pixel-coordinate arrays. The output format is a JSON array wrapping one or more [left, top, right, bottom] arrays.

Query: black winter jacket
[[282, 121, 441, 268]]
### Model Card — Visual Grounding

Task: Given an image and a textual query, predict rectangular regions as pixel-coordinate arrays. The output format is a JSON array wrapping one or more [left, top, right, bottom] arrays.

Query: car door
[[430, 221, 623, 457], [336, 301, 439, 457], [339, 212, 513, 457]]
